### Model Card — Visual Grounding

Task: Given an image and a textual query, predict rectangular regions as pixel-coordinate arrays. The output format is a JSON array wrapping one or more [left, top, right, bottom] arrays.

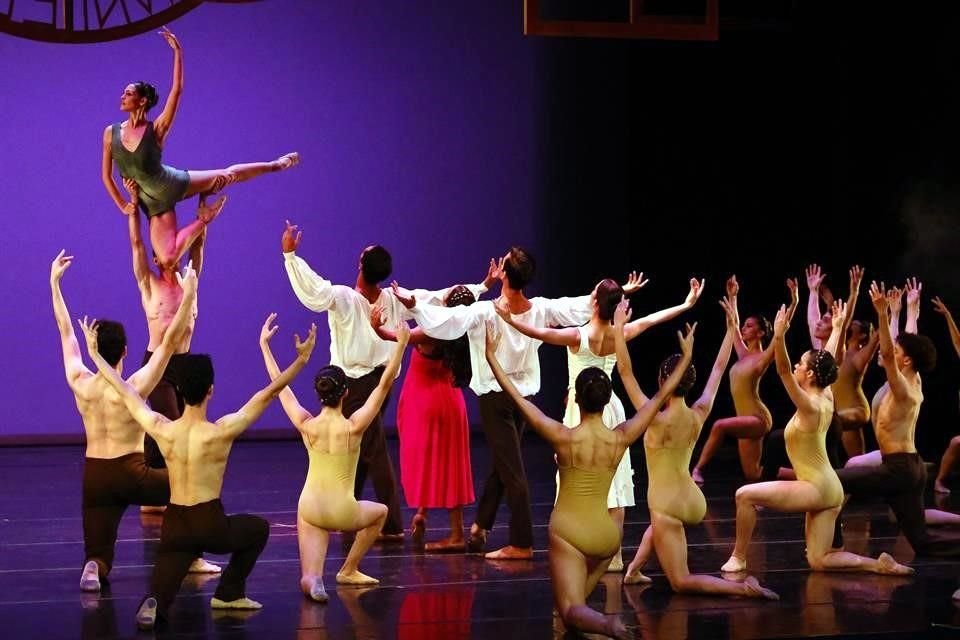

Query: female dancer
[[618, 298, 779, 597], [494, 275, 702, 570], [102, 28, 298, 270], [720, 304, 913, 576], [485, 318, 695, 639], [933, 296, 960, 494], [259, 313, 408, 603], [370, 286, 477, 552], [692, 276, 798, 483]]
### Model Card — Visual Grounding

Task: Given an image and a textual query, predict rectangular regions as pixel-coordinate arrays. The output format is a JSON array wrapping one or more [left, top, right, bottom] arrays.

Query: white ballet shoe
[[623, 570, 652, 585], [721, 555, 747, 573], [80, 561, 100, 592], [136, 597, 158, 630], [188, 558, 222, 574], [210, 596, 263, 610], [303, 576, 328, 603], [606, 550, 624, 572]]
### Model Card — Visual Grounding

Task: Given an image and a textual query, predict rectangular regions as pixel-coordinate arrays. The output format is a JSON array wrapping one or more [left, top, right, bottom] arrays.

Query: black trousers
[[82, 453, 170, 575], [344, 366, 403, 535], [835, 452, 960, 557], [150, 499, 269, 621], [141, 351, 191, 470], [475, 391, 534, 548]]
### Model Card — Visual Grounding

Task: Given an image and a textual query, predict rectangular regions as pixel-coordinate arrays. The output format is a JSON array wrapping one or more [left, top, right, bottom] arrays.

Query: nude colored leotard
[[645, 433, 706, 525], [784, 403, 843, 509], [298, 442, 361, 531]]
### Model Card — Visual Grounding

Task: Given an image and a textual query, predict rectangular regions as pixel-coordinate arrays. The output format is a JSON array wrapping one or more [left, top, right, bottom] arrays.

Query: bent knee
[[806, 551, 827, 571]]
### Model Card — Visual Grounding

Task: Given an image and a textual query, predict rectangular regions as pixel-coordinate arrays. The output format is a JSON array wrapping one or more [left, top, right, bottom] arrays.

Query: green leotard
[[111, 122, 189, 217]]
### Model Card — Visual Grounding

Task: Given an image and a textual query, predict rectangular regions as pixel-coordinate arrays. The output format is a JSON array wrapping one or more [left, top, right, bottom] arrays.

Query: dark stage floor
[[2, 439, 960, 639]]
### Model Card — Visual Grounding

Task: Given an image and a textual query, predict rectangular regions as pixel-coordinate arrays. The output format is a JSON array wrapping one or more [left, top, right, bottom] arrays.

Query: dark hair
[[132, 81, 159, 110], [96, 320, 127, 367], [748, 314, 773, 347], [658, 353, 697, 397], [574, 367, 612, 414], [180, 354, 214, 406], [807, 350, 838, 388], [360, 246, 392, 284], [442, 286, 476, 388], [897, 333, 937, 373], [596, 279, 623, 322], [314, 365, 348, 406], [847, 319, 872, 347], [504, 246, 536, 291]]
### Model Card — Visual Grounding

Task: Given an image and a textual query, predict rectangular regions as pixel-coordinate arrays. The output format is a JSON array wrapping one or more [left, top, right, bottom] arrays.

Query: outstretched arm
[[723, 276, 749, 359], [759, 278, 799, 367], [282, 221, 342, 312], [349, 323, 410, 433], [805, 264, 826, 350], [218, 324, 317, 440], [152, 27, 183, 145], [492, 298, 580, 347], [693, 324, 735, 419], [620, 324, 696, 444], [188, 224, 206, 276], [871, 282, 911, 400], [772, 304, 818, 414], [824, 299, 847, 358], [370, 304, 428, 345], [260, 313, 314, 431], [126, 182, 152, 295], [887, 286, 903, 343], [905, 277, 921, 335], [933, 297, 960, 358], [50, 251, 90, 389], [624, 277, 704, 341], [78, 318, 170, 437], [613, 300, 649, 411], [834, 266, 864, 362]]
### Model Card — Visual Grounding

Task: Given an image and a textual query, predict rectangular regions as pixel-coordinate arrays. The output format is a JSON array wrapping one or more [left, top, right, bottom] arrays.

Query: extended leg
[[182, 153, 299, 199], [297, 513, 331, 602]]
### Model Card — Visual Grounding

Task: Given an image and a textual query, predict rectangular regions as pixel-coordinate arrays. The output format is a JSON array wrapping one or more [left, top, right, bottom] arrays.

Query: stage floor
[[2, 439, 959, 639]]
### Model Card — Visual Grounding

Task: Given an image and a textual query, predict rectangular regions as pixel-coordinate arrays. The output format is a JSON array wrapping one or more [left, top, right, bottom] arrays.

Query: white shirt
[[410, 295, 592, 397], [283, 251, 487, 378]]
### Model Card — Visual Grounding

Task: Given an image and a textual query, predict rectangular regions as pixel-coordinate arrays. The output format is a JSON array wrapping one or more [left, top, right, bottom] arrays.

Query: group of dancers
[[51, 28, 960, 638]]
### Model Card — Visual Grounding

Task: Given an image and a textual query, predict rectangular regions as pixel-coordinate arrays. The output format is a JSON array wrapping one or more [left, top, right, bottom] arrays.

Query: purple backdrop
[[0, 1, 540, 439]]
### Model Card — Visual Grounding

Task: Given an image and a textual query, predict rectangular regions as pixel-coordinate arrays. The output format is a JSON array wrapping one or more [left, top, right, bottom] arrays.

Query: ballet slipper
[[273, 152, 300, 171], [80, 560, 100, 592], [197, 195, 227, 224], [302, 576, 328, 603], [411, 514, 426, 548], [623, 570, 652, 585], [188, 558, 221, 574], [876, 552, 914, 576], [691, 468, 705, 485], [721, 555, 747, 573], [742, 576, 779, 600], [136, 597, 158, 630], [606, 550, 624, 572], [484, 545, 533, 560], [210, 596, 263, 610], [336, 570, 380, 585]]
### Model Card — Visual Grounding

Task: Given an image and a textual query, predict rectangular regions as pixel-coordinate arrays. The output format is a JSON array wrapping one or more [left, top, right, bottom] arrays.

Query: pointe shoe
[[210, 596, 263, 610], [136, 597, 158, 630], [80, 560, 100, 592], [303, 576, 328, 603], [721, 555, 747, 573], [188, 558, 222, 574], [410, 514, 426, 548], [274, 152, 300, 171], [484, 545, 533, 560]]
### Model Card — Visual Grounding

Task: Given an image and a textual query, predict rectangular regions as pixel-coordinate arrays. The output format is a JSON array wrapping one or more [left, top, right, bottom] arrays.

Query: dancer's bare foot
[[875, 552, 914, 575], [935, 479, 951, 495], [425, 535, 466, 553], [623, 568, 652, 585], [692, 468, 705, 485], [197, 195, 227, 224], [272, 152, 300, 171], [188, 558, 221, 574], [484, 545, 533, 560], [301, 576, 328, 603], [336, 570, 379, 585], [742, 576, 779, 600], [721, 555, 747, 573]]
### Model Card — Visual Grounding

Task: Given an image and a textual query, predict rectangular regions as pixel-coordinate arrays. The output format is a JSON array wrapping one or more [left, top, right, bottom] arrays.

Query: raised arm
[[493, 298, 580, 347], [772, 304, 818, 414], [613, 300, 649, 411], [759, 278, 799, 367], [260, 313, 313, 431], [805, 264, 826, 349], [905, 277, 921, 335], [871, 282, 910, 399], [824, 299, 847, 358], [152, 27, 183, 145], [624, 277, 703, 341], [79, 318, 169, 436], [218, 323, 317, 440], [349, 323, 410, 433], [370, 304, 428, 344], [722, 279, 749, 359], [282, 221, 340, 312], [484, 326, 568, 445], [933, 297, 960, 358], [50, 251, 90, 388], [188, 224, 206, 276], [834, 266, 863, 362], [887, 286, 903, 343], [101, 127, 135, 215], [619, 323, 696, 444], [692, 324, 735, 419], [127, 182, 151, 294]]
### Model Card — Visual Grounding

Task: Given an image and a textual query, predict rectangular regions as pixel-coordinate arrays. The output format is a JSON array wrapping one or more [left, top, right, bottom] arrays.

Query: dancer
[[932, 296, 960, 494], [692, 276, 798, 483], [620, 300, 777, 597], [79, 317, 316, 630], [396, 248, 593, 559], [261, 314, 408, 602], [102, 27, 297, 269], [493, 275, 703, 569], [370, 287, 477, 552], [720, 301, 913, 576], [51, 251, 209, 591], [282, 220, 491, 541]]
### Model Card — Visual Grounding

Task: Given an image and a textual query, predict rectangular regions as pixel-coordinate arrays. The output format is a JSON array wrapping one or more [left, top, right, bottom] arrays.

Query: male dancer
[[50, 250, 200, 592], [79, 317, 316, 630], [396, 247, 592, 559], [281, 221, 493, 539]]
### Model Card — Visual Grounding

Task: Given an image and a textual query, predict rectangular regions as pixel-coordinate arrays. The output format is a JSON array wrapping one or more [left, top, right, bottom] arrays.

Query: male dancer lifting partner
[[395, 248, 593, 559], [50, 251, 206, 592], [281, 220, 493, 540], [79, 316, 317, 630]]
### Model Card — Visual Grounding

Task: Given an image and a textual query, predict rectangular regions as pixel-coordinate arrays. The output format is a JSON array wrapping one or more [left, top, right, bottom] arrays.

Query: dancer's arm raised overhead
[[905, 277, 922, 335], [281, 221, 351, 312], [833, 266, 864, 363], [623, 277, 704, 340], [692, 314, 735, 420], [757, 278, 800, 369], [492, 298, 579, 347], [887, 285, 904, 343], [260, 313, 314, 431], [484, 326, 568, 445], [806, 264, 827, 350], [348, 323, 409, 434], [724, 276, 750, 360], [126, 181, 151, 295], [613, 300, 649, 411], [151, 27, 183, 146], [188, 224, 206, 277], [871, 282, 911, 400], [619, 323, 696, 445], [50, 251, 91, 389], [772, 304, 818, 416], [824, 299, 848, 358], [932, 297, 960, 358]]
